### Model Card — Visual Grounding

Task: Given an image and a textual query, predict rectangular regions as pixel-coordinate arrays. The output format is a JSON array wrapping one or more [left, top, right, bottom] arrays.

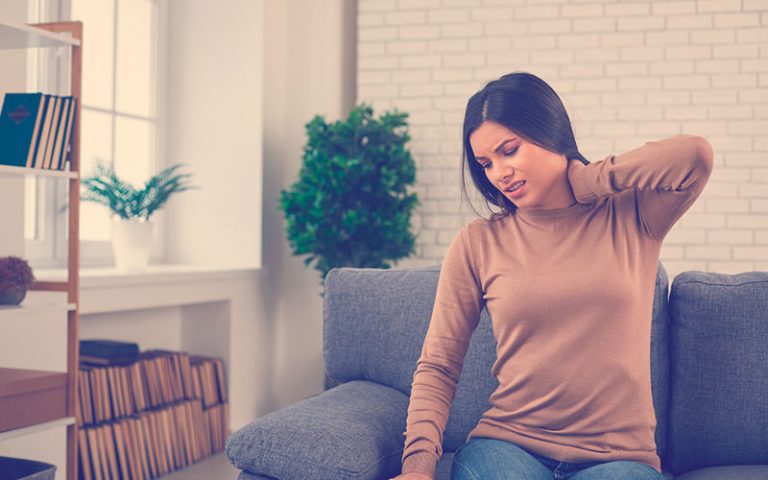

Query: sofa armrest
[[225, 380, 410, 480]]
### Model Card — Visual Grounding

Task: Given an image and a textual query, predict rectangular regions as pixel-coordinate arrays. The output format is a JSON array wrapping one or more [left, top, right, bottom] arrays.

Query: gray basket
[[0, 456, 56, 480]]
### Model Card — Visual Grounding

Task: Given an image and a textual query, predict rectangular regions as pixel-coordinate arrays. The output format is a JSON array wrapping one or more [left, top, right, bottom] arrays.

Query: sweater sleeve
[[568, 134, 714, 241], [400, 225, 484, 478]]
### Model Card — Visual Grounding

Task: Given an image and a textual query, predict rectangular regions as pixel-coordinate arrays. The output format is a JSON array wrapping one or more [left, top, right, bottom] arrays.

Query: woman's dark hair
[[461, 71, 590, 220]]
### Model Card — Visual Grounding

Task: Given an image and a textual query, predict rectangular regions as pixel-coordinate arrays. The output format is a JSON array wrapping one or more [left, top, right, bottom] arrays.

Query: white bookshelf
[[0, 20, 80, 49], [0, 417, 75, 443], [0, 164, 77, 179]]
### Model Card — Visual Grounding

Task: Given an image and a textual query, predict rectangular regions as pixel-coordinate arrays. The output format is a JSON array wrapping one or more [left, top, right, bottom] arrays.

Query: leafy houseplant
[[81, 163, 197, 271], [81, 163, 196, 221], [279, 103, 419, 288], [0, 256, 35, 305]]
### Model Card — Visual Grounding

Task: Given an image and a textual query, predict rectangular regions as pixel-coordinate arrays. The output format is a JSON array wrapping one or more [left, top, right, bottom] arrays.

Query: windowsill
[[34, 263, 266, 290]]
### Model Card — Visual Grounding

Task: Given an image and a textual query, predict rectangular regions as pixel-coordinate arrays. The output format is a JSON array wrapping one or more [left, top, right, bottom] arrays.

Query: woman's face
[[469, 120, 576, 211]]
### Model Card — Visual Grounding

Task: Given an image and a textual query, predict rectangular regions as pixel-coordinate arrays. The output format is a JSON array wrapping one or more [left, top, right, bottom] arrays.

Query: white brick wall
[[357, 0, 768, 278]]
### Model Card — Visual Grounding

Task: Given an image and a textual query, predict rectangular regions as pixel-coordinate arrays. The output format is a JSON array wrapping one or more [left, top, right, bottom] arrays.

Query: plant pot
[[111, 219, 154, 272], [0, 286, 27, 305]]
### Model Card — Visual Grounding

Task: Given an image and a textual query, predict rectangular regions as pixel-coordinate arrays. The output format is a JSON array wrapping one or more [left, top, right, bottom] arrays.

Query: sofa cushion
[[234, 453, 457, 480], [435, 452, 454, 480], [323, 265, 443, 395], [665, 271, 768, 475], [225, 381, 408, 480], [649, 261, 672, 463], [674, 465, 768, 480], [238, 472, 274, 480]]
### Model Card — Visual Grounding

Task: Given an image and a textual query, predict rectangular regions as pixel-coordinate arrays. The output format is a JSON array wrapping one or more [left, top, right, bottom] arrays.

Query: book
[[50, 96, 71, 170], [80, 354, 138, 366], [80, 339, 140, 360], [57, 96, 76, 169], [27, 95, 50, 168], [41, 95, 62, 169], [25, 95, 46, 168], [32, 95, 55, 169], [0, 92, 45, 167]]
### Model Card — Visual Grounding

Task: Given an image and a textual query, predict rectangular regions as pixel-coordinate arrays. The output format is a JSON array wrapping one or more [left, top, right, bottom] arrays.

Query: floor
[[158, 453, 240, 480]]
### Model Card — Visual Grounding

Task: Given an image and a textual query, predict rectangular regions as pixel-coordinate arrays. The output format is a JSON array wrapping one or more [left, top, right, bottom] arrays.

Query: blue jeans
[[451, 437, 665, 480]]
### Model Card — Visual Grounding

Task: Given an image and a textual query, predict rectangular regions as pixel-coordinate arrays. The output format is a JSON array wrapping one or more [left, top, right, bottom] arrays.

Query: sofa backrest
[[323, 262, 671, 455], [664, 270, 768, 476]]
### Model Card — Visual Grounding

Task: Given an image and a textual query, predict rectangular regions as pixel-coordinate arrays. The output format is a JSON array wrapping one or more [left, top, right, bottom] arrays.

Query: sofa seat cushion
[[235, 454, 456, 480], [674, 465, 768, 480], [434, 452, 454, 480], [239, 472, 274, 480], [666, 271, 768, 475], [225, 380, 409, 480]]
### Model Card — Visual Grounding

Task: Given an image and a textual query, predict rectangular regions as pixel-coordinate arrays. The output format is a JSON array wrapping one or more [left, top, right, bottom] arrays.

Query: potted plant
[[0, 256, 35, 305], [81, 162, 197, 271], [279, 103, 419, 291]]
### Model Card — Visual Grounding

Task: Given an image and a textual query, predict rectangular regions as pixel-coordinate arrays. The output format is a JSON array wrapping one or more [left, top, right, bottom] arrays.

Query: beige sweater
[[401, 135, 713, 478]]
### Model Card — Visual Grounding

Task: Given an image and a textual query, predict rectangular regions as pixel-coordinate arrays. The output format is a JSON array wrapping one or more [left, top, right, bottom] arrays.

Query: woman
[[390, 72, 713, 480]]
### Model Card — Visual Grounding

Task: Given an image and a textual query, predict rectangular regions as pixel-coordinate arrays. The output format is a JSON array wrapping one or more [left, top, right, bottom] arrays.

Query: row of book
[[78, 400, 229, 480], [75, 342, 229, 479], [77, 350, 227, 426], [0, 92, 77, 170]]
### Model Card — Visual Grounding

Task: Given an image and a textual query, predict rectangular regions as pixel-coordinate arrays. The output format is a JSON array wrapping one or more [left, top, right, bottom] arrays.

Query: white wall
[[155, 0, 358, 414], [162, 0, 358, 412], [357, 0, 768, 280], [164, 0, 263, 268], [156, 0, 356, 414], [261, 0, 358, 409]]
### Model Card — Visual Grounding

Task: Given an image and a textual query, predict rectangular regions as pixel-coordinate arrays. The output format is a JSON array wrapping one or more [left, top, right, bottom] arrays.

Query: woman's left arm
[[568, 134, 714, 241]]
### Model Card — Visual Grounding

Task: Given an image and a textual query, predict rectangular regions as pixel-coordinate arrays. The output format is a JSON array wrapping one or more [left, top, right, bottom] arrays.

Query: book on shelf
[[76, 346, 229, 480], [0, 92, 77, 171], [80, 339, 140, 365], [0, 92, 44, 167]]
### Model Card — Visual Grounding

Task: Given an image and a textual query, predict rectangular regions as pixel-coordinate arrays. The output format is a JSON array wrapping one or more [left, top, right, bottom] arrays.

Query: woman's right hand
[[389, 473, 433, 480]]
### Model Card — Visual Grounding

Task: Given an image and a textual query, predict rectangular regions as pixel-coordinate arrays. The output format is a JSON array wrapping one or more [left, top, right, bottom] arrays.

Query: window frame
[[24, 0, 65, 268], [25, 0, 169, 268]]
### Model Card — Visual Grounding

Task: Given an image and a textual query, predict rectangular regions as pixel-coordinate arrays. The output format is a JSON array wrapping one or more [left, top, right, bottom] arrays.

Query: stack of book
[[0, 92, 77, 170], [76, 340, 229, 480]]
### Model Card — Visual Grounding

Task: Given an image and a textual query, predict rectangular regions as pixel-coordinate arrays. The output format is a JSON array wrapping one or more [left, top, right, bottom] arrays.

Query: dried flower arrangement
[[0, 256, 35, 305]]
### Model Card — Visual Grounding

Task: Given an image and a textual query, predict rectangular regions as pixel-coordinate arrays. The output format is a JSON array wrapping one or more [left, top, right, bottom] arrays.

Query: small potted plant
[[81, 162, 197, 271], [0, 256, 35, 305]]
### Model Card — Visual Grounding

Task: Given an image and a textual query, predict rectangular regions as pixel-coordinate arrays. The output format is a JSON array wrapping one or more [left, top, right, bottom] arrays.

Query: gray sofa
[[226, 262, 768, 480]]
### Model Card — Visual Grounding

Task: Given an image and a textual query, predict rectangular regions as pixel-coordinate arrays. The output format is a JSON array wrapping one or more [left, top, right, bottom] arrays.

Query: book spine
[[32, 95, 54, 169], [42, 96, 61, 170], [50, 97, 70, 170], [59, 97, 76, 170], [25, 94, 45, 168]]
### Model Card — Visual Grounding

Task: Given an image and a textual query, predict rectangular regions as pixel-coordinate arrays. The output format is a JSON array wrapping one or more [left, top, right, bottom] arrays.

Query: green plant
[[0, 256, 35, 296], [81, 163, 197, 221], [279, 103, 420, 287]]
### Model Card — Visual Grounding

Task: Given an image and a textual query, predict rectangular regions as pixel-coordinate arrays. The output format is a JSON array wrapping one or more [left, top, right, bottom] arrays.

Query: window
[[25, 0, 165, 267]]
